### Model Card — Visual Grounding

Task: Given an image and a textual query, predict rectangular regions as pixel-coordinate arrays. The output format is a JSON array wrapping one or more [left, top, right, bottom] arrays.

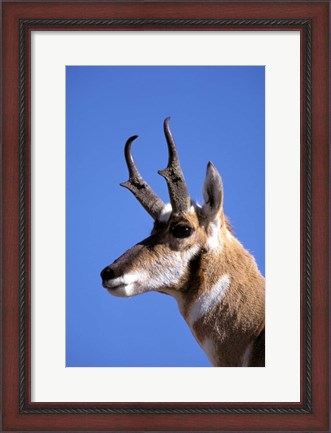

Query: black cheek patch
[[183, 249, 205, 292]]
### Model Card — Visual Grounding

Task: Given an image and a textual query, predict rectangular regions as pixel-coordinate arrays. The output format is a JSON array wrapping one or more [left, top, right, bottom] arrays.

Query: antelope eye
[[171, 224, 193, 239]]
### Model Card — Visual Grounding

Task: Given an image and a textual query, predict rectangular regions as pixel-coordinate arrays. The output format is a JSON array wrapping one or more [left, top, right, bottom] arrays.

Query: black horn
[[158, 117, 190, 214], [120, 135, 165, 220]]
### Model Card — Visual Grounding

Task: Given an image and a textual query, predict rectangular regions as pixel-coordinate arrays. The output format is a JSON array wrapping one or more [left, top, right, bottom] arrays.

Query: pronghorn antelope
[[101, 118, 265, 367]]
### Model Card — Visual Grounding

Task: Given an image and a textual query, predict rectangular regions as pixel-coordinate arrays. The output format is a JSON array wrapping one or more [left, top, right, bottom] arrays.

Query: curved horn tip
[[125, 135, 139, 145], [164, 117, 172, 131]]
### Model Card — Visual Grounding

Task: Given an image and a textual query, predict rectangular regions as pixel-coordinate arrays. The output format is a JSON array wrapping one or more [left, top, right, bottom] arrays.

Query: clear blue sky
[[66, 66, 265, 367]]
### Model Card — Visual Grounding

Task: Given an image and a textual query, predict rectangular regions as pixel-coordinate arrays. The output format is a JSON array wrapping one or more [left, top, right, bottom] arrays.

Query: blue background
[[66, 66, 265, 367]]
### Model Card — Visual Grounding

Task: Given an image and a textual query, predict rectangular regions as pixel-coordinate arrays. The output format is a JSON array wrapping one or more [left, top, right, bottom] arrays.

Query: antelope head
[[101, 118, 265, 367], [101, 118, 229, 301]]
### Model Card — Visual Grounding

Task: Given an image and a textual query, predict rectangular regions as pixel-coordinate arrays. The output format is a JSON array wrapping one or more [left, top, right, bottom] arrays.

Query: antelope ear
[[202, 161, 224, 220]]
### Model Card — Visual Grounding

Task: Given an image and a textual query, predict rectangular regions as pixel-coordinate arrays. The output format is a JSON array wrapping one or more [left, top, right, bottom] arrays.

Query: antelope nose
[[101, 267, 115, 281]]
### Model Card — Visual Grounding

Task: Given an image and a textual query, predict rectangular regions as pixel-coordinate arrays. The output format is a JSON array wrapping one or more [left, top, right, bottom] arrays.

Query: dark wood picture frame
[[1, 1, 329, 431]]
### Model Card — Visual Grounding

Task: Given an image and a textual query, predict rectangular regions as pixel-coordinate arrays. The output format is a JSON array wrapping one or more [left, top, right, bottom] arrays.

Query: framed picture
[[2, 1, 329, 432]]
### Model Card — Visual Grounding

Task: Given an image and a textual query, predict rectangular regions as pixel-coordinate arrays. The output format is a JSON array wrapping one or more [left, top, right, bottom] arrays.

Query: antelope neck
[[179, 239, 265, 367]]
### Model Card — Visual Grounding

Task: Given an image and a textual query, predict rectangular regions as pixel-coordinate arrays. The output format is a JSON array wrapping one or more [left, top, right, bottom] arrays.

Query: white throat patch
[[187, 274, 231, 327]]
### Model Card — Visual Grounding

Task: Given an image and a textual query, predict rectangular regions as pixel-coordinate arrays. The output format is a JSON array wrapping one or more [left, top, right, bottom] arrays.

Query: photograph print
[[66, 66, 265, 367]]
